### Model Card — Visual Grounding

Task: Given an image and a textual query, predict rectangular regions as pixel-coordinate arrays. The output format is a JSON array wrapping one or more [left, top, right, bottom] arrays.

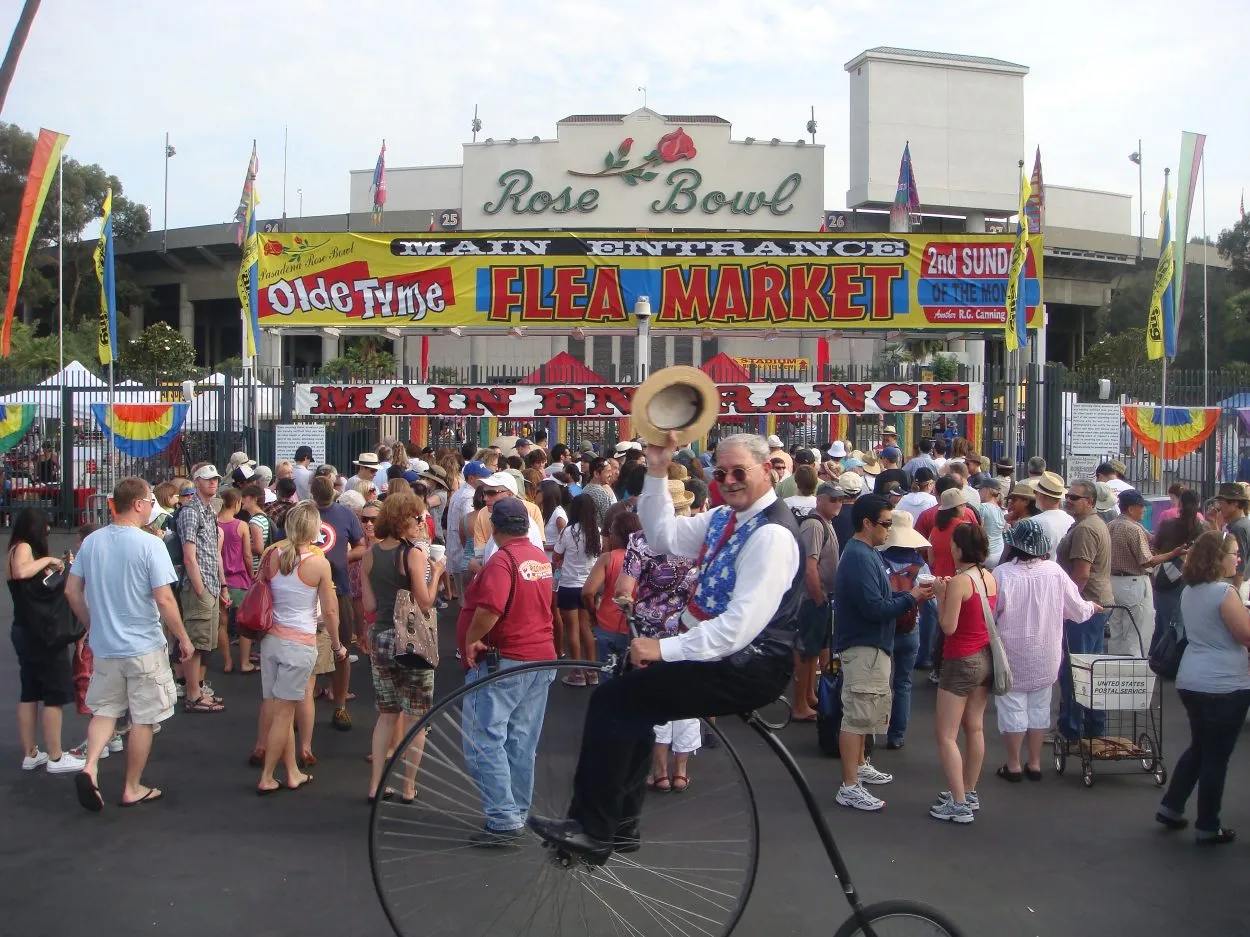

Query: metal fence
[[1, 362, 1243, 526]]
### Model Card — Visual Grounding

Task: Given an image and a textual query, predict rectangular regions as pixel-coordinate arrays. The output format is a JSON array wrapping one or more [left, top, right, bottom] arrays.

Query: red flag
[[3, 129, 70, 356]]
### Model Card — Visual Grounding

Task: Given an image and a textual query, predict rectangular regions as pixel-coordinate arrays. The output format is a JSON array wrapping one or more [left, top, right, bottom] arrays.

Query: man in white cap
[[470, 472, 545, 570], [176, 464, 228, 713], [346, 452, 381, 492], [766, 435, 792, 477]]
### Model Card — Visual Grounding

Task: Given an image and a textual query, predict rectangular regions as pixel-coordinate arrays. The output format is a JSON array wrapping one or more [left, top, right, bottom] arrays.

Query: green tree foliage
[[319, 337, 396, 380], [118, 322, 196, 383], [1076, 327, 1161, 377], [0, 121, 151, 335]]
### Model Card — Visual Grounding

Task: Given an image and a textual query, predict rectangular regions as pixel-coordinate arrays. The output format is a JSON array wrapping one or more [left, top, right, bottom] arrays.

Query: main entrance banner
[[295, 381, 983, 418], [258, 232, 1042, 333]]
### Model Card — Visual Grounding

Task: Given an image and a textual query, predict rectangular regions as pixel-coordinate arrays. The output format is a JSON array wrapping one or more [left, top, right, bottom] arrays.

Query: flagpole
[[1159, 166, 1171, 496], [1201, 155, 1209, 405], [56, 149, 63, 374]]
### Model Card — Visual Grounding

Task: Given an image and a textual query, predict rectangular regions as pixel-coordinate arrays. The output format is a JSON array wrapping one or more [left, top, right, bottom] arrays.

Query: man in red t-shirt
[[457, 497, 557, 846]]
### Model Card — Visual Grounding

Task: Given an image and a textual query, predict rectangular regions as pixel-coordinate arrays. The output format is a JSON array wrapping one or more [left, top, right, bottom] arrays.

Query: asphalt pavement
[[1, 537, 1246, 936]]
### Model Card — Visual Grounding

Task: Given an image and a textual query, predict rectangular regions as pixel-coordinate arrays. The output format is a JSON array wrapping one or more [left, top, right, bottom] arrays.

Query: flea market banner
[[258, 232, 1042, 332], [294, 381, 983, 418]]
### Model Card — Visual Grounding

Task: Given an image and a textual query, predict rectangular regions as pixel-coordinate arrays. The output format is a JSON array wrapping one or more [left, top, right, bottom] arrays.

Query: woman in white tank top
[[254, 502, 340, 795]]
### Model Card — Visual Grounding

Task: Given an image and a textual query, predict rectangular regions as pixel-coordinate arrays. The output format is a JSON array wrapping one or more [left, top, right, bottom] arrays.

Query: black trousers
[[568, 647, 793, 842], [1162, 689, 1250, 833]]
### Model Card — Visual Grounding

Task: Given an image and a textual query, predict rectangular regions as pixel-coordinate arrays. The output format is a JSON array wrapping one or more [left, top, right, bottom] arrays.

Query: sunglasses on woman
[[361, 514, 378, 523]]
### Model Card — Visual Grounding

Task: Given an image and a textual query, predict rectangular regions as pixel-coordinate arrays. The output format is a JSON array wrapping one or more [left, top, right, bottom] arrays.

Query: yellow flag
[[94, 188, 116, 366], [1004, 171, 1029, 353], [1145, 179, 1175, 361]]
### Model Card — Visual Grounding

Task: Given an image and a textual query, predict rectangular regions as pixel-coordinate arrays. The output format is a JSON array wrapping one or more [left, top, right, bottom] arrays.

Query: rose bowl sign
[[460, 108, 824, 232]]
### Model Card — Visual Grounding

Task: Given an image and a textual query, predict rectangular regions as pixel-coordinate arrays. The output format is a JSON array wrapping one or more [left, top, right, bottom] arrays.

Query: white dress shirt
[[637, 473, 799, 663]]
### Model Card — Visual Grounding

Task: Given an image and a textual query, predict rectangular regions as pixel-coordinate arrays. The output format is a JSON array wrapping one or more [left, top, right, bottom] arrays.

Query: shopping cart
[[1053, 604, 1166, 789]]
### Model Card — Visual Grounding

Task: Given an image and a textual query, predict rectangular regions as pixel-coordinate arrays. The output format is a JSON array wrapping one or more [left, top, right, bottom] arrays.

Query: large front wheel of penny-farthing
[[369, 660, 761, 937]]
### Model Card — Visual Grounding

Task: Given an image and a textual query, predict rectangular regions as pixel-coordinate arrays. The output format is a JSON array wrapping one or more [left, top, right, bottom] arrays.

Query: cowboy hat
[[666, 479, 695, 515], [1008, 483, 1036, 501], [490, 435, 520, 458], [419, 464, 449, 489], [1034, 471, 1067, 500], [630, 365, 719, 447], [878, 510, 930, 551], [860, 452, 882, 476], [1217, 482, 1250, 504]]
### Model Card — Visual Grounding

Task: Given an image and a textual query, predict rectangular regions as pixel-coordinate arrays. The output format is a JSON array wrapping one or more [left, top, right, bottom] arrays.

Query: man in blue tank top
[[529, 432, 803, 863]]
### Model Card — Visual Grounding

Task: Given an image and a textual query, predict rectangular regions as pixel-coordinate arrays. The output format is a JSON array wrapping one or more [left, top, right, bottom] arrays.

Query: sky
[[3, 0, 1246, 239]]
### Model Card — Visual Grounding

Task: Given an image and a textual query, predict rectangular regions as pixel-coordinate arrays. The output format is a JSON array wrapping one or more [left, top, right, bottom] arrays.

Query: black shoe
[[1155, 812, 1188, 831], [1197, 827, 1236, 845], [885, 739, 904, 750], [527, 816, 613, 864], [468, 826, 525, 848], [614, 820, 641, 854]]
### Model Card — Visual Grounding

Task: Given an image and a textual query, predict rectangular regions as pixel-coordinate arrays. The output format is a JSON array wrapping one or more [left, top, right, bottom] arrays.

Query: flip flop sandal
[[996, 765, 1024, 783], [367, 789, 396, 805], [286, 775, 314, 791], [75, 773, 104, 812], [256, 783, 283, 796], [647, 776, 672, 792], [248, 749, 265, 767], [671, 775, 690, 793], [184, 696, 225, 714], [119, 788, 164, 807], [298, 752, 317, 768], [400, 792, 417, 805]]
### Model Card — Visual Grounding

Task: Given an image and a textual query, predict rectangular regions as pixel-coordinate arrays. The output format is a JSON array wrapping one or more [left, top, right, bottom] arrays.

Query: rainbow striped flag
[[0, 404, 36, 454], [1122, 405, 1218, 459], [90, 403, 189, 457], [2, 129, 69, 356]]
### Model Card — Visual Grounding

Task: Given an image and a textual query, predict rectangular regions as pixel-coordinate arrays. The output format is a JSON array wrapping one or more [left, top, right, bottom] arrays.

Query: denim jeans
[[888, 626, 921, 745], [915, 599, 938, 668], [461, 659, 556, 832], [594, 628, 630, 681], [1161, 689, 1250, 833], [1057, 612, 1109, 741]]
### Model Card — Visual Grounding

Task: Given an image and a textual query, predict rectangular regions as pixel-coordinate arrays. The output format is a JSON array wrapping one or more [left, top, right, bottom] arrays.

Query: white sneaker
[[836, 783, 886, 811], [107, 734, 125, 753], [45, 752, 87, 774], [20, 750, 48, 771], [930, 798, 975, 824], [857, 760, 894, 786], [937, 790, 980, 811]]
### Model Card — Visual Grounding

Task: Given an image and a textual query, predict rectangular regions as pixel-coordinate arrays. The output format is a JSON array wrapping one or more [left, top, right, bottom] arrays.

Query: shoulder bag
[[967, 566, 1013, 696], [394, 543, 440, 669], [8, 550, 82, 652], [236, 545, 279, 641]]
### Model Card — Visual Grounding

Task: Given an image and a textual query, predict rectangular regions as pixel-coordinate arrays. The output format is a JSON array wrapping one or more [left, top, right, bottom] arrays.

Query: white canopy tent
[[185, 372, 281, 431]]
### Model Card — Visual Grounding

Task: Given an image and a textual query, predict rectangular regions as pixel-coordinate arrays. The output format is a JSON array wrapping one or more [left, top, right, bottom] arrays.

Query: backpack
[[162, 504, 186, 572], [790, 504, 810, 524], [888, 563, 922, 633]]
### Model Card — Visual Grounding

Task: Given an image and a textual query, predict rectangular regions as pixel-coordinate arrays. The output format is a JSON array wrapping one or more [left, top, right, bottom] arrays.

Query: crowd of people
[[8, 424, 1250, 847]]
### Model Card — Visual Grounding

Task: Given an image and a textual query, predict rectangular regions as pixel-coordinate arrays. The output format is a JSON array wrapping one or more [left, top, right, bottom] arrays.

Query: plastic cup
[[428, 544, 446, 563], [917, 573, 935, 588]]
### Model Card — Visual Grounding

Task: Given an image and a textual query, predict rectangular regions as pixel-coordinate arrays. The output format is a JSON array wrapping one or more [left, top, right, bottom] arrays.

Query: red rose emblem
[[656, 128, 696, 163], [263, 240, 282, 256]]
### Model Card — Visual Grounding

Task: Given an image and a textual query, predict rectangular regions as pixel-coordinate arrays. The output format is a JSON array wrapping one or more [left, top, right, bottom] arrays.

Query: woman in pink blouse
[[991, 518, 1098, 782]]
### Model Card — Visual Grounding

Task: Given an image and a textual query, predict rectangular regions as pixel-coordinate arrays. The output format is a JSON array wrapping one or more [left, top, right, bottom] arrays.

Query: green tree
[[0, 121, 151, 336], [1076, 327, 1162, 377], [118, 322, 196, 383], [319, 337, 396, 380]]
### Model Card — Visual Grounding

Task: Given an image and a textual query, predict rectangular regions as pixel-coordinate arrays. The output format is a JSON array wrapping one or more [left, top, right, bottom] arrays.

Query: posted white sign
[[274, 424, 326, 465]]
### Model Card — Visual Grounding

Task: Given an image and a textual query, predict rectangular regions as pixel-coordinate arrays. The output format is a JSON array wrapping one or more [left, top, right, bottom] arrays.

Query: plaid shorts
[[370, 628, 435, 717]]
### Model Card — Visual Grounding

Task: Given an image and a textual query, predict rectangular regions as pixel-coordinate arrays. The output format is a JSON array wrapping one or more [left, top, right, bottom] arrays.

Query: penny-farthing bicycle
[[369, 656, 964, 937]]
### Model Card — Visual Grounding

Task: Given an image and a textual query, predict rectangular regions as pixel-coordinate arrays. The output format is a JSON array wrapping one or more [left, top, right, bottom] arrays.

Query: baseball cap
[[766, 434, 783, 449], [463, 460, 492, 479], [515, 437, 533, 447], [490, 496, 530, 532], [793, 449, 817, 466], [231, 465, 255, 484], [816, 482, 845, 499], [192, 464, 221, 481], [843, 457, 865, 470], [229, 450, 257, 467], [838, 473, 865, 495], [880, 480, 903, 498], [481, 471, 518, 494], [881, 446, 902, 463], [1118, 488, 1148, 510]]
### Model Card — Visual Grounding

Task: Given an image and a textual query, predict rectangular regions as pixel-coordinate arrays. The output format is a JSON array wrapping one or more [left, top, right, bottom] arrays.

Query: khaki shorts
[[181, 587, 220, 652], [337, 592, 357, 644], [86, 649, 177, 724], [314, 628, 336, 675], [939, 646, 992, 697], [840, 645, 892, 735]]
